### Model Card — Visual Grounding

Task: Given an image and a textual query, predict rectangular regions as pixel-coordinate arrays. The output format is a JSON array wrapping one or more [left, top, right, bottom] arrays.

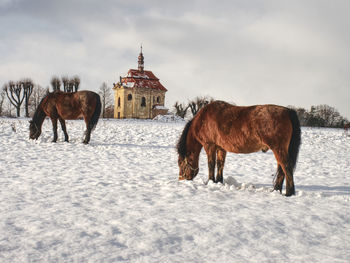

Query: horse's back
[[73, 90, 98, 101], [198, 101, 290, 127], [73, 90, 100, 115], [53, 90, 99, 119], [194, 101, 293, 153], [249, 104, 293, 150]]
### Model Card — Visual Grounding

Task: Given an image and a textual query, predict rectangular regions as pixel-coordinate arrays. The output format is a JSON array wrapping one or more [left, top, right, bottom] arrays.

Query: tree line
[[289, 105, 348, 128], [173, 96, 349, 128], [2, 78, 348, 127], [1, 76, 114, 118]]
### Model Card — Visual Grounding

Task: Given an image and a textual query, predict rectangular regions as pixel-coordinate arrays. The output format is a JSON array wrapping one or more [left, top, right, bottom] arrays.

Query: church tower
[[113, 47, 168, 119], [138, 46, 144, 73]]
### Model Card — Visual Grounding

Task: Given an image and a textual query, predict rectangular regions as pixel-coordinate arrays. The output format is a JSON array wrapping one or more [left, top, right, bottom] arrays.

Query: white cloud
[[0, 0, 350, 119]]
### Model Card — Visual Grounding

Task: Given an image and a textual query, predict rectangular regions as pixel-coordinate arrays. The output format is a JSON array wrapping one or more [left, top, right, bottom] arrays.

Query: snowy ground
[[0, 117, 349, 262]]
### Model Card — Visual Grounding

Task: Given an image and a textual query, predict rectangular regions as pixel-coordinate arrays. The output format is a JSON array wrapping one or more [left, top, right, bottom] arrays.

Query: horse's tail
[[88, 93, 102, 131], [288, 109, 301, 172]]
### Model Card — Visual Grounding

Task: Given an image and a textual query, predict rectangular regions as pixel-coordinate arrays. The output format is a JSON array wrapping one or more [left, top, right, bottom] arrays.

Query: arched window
[[128, 94, 132, 101], [157, 96, 161, 103], [118, 97, 121, 107], [141, 97, 146, 107]]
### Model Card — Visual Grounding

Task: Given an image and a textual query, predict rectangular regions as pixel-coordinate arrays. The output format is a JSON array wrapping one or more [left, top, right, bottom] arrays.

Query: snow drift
[[0, 118, 349, 262]]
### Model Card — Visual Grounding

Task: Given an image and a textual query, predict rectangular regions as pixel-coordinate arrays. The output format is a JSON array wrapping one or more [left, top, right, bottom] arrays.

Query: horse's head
[[29, 120, 41, 140], [178, 155, 199, 180]]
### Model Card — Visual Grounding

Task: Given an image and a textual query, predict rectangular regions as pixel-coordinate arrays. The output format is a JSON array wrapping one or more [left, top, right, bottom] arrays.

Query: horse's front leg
[[204, 144, 216, 182], [216, 149, 227, 184], [51, 118, 58, 142], [83, 130, 91, 144], [59, 118, 69, 142]]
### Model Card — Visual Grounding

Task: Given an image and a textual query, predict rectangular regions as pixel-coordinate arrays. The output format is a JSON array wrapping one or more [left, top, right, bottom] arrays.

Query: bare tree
[[72, 76, 80, 92], [174, 101, 189, 118], [314, 104, 339, 127], [68, 79, 75, 92], [98, 82, 113, 118], [5, 100, 14, 117], [105, 105, 114, 118], [62, 76, 69, 92], [51, 76, 61, 91], [0, 89, 5, 116], [22, 79, 34, 117], [3, 81, 25, 117], [61, 76, 80, 92], [29, 85, 48, 116], [188, 96, 214, 116]]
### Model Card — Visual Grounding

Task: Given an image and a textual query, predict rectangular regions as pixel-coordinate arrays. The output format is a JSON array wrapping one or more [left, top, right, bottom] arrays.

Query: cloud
[[1, 0, 350, 119]]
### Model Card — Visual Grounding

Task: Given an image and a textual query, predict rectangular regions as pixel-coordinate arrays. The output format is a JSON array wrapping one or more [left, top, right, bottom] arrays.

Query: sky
[[1, 0, 349, 119]]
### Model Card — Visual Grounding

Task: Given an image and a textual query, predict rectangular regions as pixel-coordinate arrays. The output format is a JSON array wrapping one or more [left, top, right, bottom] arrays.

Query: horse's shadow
[[296, 185, 350, 196], [223, 176, 350, 196], [251, 182, 350, 196]]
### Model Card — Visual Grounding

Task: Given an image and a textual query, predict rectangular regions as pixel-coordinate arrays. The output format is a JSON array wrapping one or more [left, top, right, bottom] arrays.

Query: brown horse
[[29, 90, 101, 144], [177, 101, 301, 196]]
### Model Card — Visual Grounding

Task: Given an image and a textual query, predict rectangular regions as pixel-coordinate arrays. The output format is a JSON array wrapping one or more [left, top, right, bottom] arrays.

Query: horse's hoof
[[285, 191, 295, 197]]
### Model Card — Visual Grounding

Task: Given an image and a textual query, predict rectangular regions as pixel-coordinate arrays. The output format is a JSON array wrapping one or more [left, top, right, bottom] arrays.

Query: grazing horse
[[29, 90, 101, 144], [176, 101, 301, 196]]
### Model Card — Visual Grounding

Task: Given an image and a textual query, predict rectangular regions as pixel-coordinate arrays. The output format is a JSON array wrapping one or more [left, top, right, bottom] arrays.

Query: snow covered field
[[0, 117, 349, 262]]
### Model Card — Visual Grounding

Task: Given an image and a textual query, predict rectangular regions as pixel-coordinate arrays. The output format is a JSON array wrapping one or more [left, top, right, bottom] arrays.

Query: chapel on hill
[[113, 47, 168, 119]]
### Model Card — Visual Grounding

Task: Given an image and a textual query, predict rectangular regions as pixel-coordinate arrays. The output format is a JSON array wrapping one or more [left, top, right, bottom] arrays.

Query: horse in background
[[29, 90, 101, 144], [344, 123, 350, 136], [176, 101, 301, 196]]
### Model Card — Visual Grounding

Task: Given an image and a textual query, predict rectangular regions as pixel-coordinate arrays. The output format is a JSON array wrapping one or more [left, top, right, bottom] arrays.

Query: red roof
[[120, 69, 167, 92]]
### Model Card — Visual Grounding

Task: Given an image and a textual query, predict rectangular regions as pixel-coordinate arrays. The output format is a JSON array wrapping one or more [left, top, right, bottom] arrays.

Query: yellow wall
[[113, 85, 166, 119]]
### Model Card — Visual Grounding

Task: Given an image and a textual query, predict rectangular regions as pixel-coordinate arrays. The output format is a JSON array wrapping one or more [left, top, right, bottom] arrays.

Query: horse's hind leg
[[274, 164, 285, 193], [83, 121, 91, 144], [83, 128, 91, 144], [273, 149, 295, 196], [277, 164, 295, 196], [82, 116, 92, 144], [216, 148, 226, 184], [51, 118, 58, 142], [59, 118, 69, 142], [283, 165, 295, 196]]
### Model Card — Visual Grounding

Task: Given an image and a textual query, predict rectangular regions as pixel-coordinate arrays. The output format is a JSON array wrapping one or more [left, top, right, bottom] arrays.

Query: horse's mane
[[32, 91, 50, 123], [176, 119, 193, 158]]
